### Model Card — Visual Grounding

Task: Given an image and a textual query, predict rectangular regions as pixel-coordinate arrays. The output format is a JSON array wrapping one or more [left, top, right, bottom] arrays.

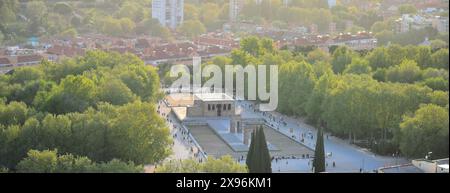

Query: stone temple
[[167, 92, 313, 158]]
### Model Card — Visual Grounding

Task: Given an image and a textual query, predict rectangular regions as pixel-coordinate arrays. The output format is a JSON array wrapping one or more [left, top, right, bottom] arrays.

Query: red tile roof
[[332, 32, 375, 43], [194, 36, 239, 49], [108, 47, 139, 55], [47, 45, 85, 57], [17, 55, 42, 63], [0, 57, 11, 65]]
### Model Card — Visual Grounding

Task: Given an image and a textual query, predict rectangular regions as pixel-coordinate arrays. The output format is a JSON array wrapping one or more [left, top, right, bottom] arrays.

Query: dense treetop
[[0, 50, 170, 171]]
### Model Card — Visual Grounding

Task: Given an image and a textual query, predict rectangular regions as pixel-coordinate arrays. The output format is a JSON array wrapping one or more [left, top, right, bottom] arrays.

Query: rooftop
[[194, 93, 234, 102], [0, 58, 11, 65], [379, 164, 424, 173]]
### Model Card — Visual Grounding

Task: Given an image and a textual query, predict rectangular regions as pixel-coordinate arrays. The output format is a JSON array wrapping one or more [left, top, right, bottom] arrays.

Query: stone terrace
[[187, 124, 314, 159]]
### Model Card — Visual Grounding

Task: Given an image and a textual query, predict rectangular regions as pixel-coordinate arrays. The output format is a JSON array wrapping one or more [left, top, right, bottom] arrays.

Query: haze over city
[[0, 0, 448, 175]]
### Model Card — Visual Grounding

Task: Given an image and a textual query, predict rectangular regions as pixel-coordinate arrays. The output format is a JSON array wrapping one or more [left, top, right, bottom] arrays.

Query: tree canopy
[[246, 126, 272, 173], [156, 156, 247, 173], [0, 51, 170, 171], [207, 36, 449, 158]]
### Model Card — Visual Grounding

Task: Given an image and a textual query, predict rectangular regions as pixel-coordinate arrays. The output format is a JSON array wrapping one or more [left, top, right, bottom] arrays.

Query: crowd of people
[[157, 100, 207, 163]]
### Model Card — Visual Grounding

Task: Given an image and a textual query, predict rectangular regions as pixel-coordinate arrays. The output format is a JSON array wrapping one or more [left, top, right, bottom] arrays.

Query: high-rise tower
[[152, 0, 184, 29], [229, 0, 244, 22]]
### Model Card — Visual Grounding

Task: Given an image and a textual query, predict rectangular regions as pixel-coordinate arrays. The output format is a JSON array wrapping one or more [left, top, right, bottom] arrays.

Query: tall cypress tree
[[246, 126, 272, 173], [313, 127, 326, 173], [246, 130, 256, 170], [257, 126, 272, 173]]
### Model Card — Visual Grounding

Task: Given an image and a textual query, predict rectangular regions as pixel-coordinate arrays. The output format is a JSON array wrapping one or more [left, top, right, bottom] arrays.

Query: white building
[[432, 16, 449, 34], [283, 0, 291, 7], [395, 14, 437, 34], [330, 32, 378, 51], [229, 0, 244, 22], [378, 158, 449, 173], [152, 0, 184, 29], [328, 0, 336, 8]]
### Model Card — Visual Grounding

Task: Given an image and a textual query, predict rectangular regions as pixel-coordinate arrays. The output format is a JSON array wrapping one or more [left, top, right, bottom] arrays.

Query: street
[[238, 100, 409, 172]]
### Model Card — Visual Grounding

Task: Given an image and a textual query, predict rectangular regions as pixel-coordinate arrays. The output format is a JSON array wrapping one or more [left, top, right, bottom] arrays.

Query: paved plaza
[[158, 93, 409, 173], [187, 124, 314, 159]]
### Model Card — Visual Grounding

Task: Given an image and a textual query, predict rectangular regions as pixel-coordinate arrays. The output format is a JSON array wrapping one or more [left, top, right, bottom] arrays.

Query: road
[[237, 100, 409, 173], [157, 100, 204, 162]]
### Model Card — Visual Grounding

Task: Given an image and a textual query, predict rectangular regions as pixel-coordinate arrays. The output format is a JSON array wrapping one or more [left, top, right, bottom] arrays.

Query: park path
[[238, 100, 409, 173]]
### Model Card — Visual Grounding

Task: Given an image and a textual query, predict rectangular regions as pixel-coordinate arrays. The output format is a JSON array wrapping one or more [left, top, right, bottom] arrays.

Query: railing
[[178, 123, 208, 160], [263, 122, 315, 151]]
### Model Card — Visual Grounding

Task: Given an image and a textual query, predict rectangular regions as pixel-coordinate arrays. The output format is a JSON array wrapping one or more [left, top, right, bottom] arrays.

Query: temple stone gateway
[[182, 93, 264, 146], [167, 92, 313, 158]]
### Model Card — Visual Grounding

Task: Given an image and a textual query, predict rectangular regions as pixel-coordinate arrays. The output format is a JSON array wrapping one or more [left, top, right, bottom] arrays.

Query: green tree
[[0, 31, 4, 44], [307, 48, 330, 64], [9, 80, 51, 106], [201, 156, 247, 173], [313, 127, 325, 173], [116, 65, 160, 101], [321, 75, 381, 142], [278, 61, 316, 116], [136, 18, 171, 38], [371, 21, 393, 34], [119, 18, 136, 35], [108, 101, 171, 164], [101, 17, 123, 36], [428, 91, 449, 107], [9, 66, 43, 85], [53, 2, 73, 16], [430, 39, 448, 50], [230, 49, 256, 66], [246, 126, 272, 173], [305, 74, 334, 124], [343, 58, 372, 75], [431, 49, 449, 70], [386, 44, 406, 66], [366, 47, 391, 69], [399, 104, 449, 158], [156, 159, 201, 173], [116, 1, 147, 22], [0, 101, 30, 126], [420, 77, 449, 91], [199, 3, 221, 30], [184, 3, 199, 20], [59, 28, 78, 39], [0, 0, 18, 25], [97, 78, 137, 105], [156, 156, 247, 173], [178, 20, 206, 38], [385, 59, 422, 83], [414, 46, 432, 68], [16, 149, 144, 173], [331, 46, 355, 74], [41, 75, 97, 114], [241, 36, 262, 57], [17, 149, 58, 173], [94, 159, 143, 173], [25, 1, 48, 36], [398, 4, 417, 15]]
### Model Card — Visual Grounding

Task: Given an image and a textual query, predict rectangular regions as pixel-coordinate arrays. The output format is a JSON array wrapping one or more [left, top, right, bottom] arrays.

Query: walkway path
[[238, 100, 409, 173]]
